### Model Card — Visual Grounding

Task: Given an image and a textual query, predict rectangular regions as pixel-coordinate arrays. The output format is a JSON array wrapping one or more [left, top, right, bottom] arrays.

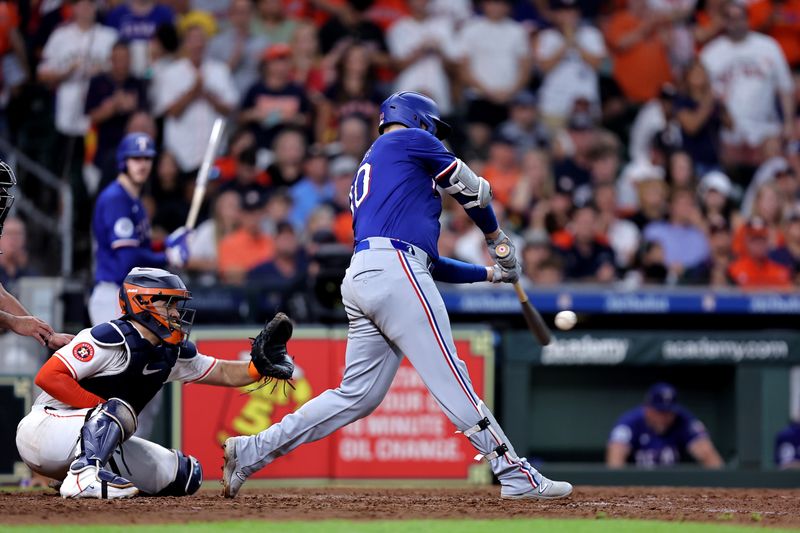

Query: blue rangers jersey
[[608, 406, 709, 467], [92, 181, 161, 285], [350, 128, 456, 261], [775, 421, 800, 467]]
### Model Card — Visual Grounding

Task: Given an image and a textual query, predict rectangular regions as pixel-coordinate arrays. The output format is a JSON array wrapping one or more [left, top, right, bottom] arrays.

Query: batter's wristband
[[247, 361, 261, 381]]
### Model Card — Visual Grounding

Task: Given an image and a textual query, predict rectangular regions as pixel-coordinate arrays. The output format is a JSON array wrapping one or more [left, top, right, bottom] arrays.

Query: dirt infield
[[2, 486, 799, 527]]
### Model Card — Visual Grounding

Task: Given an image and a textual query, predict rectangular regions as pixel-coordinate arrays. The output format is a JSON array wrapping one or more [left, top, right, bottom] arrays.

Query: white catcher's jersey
[[35, 320, 217, 411]]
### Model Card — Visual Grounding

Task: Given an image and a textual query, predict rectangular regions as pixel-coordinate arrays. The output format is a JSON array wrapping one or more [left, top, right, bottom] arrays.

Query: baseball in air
[[554, 310, 577, 331]]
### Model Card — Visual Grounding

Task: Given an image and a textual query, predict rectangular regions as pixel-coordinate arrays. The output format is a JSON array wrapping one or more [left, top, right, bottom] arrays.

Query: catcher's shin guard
[[60, 399, 139, 499], [155, 451, 202, 496]]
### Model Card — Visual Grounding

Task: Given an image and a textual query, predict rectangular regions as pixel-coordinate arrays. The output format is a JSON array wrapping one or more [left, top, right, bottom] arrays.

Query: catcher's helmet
[[0, 160, 15, 238], [378, 91, 451, 140], [118, 267, 194, 345], [116, 132, 156, 172]]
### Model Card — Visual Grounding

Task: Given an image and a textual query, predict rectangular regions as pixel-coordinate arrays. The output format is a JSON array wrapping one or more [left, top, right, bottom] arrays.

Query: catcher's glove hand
[[250, 313, 295, 387]]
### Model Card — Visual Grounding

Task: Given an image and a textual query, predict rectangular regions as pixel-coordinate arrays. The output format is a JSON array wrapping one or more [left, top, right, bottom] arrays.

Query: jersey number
[[349, 163, 372, 214]]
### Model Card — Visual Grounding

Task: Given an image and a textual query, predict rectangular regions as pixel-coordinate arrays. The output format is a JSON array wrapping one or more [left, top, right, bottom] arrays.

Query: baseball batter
[[222, 91, 573, 500], [89, 132, 190, 327], [15, 267, 291, 499]]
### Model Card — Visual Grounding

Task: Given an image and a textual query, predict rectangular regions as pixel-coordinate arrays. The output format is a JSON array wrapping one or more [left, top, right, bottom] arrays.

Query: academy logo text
[[662, 339, 789, 362], [541, 336, 629, 365]]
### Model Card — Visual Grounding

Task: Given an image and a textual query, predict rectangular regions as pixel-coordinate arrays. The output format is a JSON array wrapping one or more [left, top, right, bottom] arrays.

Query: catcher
[[15, 267, 293, 499]]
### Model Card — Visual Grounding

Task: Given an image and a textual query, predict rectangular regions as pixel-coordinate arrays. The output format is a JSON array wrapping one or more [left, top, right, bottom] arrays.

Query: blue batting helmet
[[378, 91, 452, 140], [117, 132, 156, 172]]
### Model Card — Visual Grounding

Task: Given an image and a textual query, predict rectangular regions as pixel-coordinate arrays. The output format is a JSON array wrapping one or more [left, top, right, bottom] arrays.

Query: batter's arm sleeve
[[34, 356, 105, 408], [432, 256, 490, 284]]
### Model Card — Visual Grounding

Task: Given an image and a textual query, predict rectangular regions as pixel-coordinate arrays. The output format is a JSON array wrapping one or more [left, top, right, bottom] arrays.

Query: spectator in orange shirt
[[749, 0, 800, 68], [728, 217, 793, 288], [326, 155, 358, 245], [217, 190, 275, 284], [604, 0, 673, 103], [482, 133, 521, 207]]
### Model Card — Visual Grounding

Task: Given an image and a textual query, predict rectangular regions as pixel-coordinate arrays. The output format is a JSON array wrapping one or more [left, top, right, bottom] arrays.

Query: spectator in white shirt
[[154, 23, 238, 174], [700, 2, 796, 166], [535, 0, 606, 131], [458, 0, 532, 151], [38, 0, 117, 257], [386, 0, 459, 115]]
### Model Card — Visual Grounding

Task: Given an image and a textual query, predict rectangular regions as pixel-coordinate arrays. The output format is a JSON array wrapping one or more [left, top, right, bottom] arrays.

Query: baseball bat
[[185, 118, 226, 230], [494, 243, 552, 346]]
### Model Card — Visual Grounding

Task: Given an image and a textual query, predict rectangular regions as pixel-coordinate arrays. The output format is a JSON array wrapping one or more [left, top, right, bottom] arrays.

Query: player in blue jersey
[[606, 382, 723, 468], [222, 91, 573, 500], [774, 418, 800, 469], [15, 267, 292, 499], [90, 132, 190, 327]]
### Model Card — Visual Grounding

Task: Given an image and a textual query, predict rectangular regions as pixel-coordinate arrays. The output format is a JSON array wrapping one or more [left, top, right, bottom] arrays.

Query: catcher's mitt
[[249, 313, 295, 388]]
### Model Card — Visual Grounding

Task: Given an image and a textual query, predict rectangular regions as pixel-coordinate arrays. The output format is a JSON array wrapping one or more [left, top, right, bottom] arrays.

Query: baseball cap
[[330, 155, 359, 177], [623, 159, 666, 184], [262, 43, 292, 62], [241, 189, 268, 212], [645, 382, 678, 413], [699, 170, 732, 198], [745, 216, 769, 238]]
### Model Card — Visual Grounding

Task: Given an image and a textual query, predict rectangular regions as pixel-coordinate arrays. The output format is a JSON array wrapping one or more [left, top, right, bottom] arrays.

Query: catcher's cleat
[[60, 460, 138, 499], [500, 475, 573, 500], [222, 436, 247, 498]]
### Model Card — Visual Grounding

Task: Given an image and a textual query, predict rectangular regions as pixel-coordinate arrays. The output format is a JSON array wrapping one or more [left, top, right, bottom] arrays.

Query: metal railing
[[0, 136, 73, 277]]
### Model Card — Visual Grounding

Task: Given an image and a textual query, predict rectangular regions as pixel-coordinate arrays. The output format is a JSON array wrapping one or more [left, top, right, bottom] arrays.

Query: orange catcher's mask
[[118, 267, 194, 345]]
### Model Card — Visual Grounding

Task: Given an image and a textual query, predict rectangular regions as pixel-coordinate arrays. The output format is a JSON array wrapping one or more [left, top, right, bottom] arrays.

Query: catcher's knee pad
[[156, 451, 202, 496], [78, 398, 138, 466]]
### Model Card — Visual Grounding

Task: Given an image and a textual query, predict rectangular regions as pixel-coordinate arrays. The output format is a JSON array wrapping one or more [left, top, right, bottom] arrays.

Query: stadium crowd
[[1, 0, 799, 295]]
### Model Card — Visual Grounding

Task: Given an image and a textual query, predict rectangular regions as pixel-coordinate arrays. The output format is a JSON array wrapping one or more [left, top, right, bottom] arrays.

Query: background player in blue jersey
[[90, 132, 191, 439], [222, 91, 573, 500], [15, 267, 292, 499], [606, 382, 723, 468], [774, 417, 800, 469], [90, 132, 190, 327]]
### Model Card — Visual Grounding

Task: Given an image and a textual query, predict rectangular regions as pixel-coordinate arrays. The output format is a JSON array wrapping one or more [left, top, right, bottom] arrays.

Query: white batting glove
[[165, 226, 192, 268]]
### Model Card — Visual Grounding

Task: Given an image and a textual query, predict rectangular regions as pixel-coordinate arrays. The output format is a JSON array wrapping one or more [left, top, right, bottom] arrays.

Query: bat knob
[[496, 243, 511, 258]]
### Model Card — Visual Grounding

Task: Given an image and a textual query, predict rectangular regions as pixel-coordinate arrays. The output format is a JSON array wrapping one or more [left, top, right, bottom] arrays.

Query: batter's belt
[[354, 237, 433, 270]]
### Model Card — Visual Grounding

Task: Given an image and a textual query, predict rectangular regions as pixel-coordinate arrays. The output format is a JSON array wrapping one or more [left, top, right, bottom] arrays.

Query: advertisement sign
[[505, 330, 800, 365], [178, 328, 493, 481]]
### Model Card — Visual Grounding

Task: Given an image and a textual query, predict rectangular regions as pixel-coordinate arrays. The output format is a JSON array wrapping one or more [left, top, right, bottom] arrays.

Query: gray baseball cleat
[[500, 475, 573, 500], [221, 436, 248, 498]]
